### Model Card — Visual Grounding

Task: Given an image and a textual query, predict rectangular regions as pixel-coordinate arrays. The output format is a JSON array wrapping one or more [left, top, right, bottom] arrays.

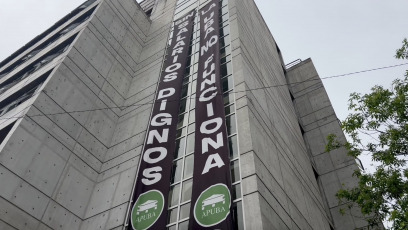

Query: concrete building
[[0, 0, 374, 229]]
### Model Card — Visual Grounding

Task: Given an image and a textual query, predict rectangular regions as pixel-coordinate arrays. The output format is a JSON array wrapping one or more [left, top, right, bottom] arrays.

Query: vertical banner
[[129, 10, 196, 230], [190, 0, 233, 229]]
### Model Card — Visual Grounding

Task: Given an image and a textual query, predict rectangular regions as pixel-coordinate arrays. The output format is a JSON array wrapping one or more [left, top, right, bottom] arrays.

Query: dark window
[[0, 5, 96, 75], [0, 69, 51, 116], [299, 123, 305, 136], [289, 91, 295, 101], [145, 8, 153, 17], [78, 0, 97, 10], [0, 32, 77, 90], [0, 122, 16, 145], [313, 167, 319, 181]]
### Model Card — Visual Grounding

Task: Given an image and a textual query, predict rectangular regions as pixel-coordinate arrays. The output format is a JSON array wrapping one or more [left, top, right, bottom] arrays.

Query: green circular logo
[[194, 183, 231, 227], [131, 190, 164, 230]]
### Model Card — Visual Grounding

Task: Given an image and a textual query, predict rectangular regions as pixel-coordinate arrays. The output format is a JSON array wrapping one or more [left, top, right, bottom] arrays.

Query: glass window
[[176, 127, 187, 138], [191, 80, 197, 93], [226, 114, 237, 135], [225, 104, 235, 116], [221, 62, 232, 79], [230, 160, 240, 183], [181, 179, 193, 202], [179, 203, 191, 220], [167, 225, 176, 230], [183, 75, 190, 85], [0, 5, 96, 76], [171, 160, 183, 184], [78, 0, 97, 9], [188, 123, 195, 133], [186, 133, 195, 154], [184, 65, 191, 77], [174, 137, 185, 159], [181, 85, 189, 98], [188, 110, 195, 124], [183, 154, 194, 178], [229, 135, 238, 159], [0, 122, 15, 145], [190, 94, 196, 110], [168, 207, 178, 224], [177, 113, 188, 129], [0, 70, 51, 116], [169, 184, 180, 207], [178, 221, 189, 230], [219, 24, 230, 37], [232, 183, 242, 201], [221, 53, 231, 65], [223, 92, 234, 106], [220, 45, 230, 59], [0, 32, 77, 89], [220, 35, 230, 49], [232, 201, 244, 230], [21, 49, 42, 62], [221, 74, 233, 93], [179, 98, 188, 114]]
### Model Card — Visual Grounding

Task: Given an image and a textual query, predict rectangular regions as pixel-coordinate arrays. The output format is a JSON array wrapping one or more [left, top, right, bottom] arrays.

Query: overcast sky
[[0, 0, 407, 169]]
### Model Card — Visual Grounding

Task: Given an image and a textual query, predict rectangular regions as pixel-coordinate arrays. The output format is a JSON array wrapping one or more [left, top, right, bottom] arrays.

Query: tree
[[326, 39, 408, 229]]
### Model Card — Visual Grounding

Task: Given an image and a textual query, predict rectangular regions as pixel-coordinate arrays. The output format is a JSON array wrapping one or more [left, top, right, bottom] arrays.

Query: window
[[145, 8, 153, 17], [0, 69, 51, 117], [0, 122, 16, 146], [0, 4, 96, 77], [0, 32, 77, 94]]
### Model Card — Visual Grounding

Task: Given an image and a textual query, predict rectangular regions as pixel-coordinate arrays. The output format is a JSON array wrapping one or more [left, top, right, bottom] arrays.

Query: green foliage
[[326, 39, 408, 229]]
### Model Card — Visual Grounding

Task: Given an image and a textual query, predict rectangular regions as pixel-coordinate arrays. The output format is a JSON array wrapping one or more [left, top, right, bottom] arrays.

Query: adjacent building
[[0, 0, 375, 229]]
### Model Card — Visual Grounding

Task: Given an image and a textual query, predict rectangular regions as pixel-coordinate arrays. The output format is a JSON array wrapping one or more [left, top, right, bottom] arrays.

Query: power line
[[0, 62, 407, 121]]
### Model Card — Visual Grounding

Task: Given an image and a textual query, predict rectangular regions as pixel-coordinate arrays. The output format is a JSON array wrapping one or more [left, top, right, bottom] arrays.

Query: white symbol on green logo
[[194, 184, 231, 227], [131, 190, 164, 230]]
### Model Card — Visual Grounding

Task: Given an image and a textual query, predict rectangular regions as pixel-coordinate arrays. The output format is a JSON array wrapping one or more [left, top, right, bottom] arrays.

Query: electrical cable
[[0, 62, 407, 121]]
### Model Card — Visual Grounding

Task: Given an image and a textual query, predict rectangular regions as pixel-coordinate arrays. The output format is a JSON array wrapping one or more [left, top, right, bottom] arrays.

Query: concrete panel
[[54, 165, 94, 217], [80, 203, 127, 230], [41, 201, 81, 230], [102, 145, 142, 171], [0, 195, 41, 230], [98, 155, 139, 183], [33, 93, 83, 141], [242, 193, 263, 230], [0, 120, 69, 196], [111, 166, 138, 207], [105, 132, 144, 162], [320, 171, 341, 208], [0, 165, 49, 219], [0, 220, 16, 230], [66, 49, 106, 89], [105, 62, 132, 97], [85, 174, 119, 218], [73, 144, 103, 172], [76, 128, 108, 162], [287, 199, 311, 230], [330, 205, 357, 230]]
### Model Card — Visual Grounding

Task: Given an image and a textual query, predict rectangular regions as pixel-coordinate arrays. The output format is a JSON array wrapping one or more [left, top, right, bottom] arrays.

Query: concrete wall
[[229, 0, 333, 229], [286, 59, 374, 230], [0, 0, 155, 229]]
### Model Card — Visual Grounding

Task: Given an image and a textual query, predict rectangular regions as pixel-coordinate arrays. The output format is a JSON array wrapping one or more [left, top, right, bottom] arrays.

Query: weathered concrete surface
[[0, 0, 159, 228], [231, 0, 344, 229], [286, 58, 374, 229]]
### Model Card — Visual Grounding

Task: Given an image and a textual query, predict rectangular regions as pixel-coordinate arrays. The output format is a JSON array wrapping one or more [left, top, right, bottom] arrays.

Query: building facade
[[0, 0, 374, 229]]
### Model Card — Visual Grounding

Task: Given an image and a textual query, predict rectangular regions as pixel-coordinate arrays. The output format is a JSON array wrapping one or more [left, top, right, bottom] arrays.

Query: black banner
[[129, 10, 196, 230], [189, 0, 233, 229]]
